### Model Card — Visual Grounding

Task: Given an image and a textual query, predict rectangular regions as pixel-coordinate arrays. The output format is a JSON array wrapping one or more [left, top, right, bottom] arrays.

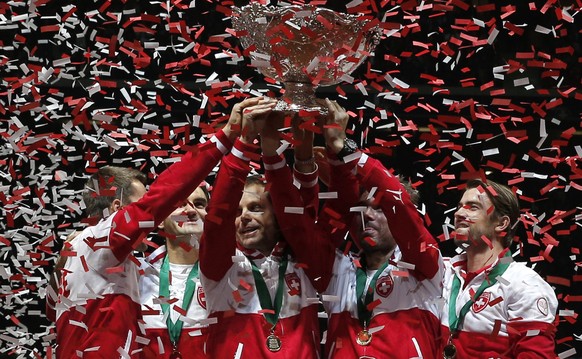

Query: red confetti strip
[[490, 319, 502, 337], [488, 296, 504, 307], [105, 266, 125, 274], [391, 270, 409, 277], [239, 279, 252, 291], [366, 299, 382, 311], [545, 276, 571, 287], [173, 305, 187, 316]]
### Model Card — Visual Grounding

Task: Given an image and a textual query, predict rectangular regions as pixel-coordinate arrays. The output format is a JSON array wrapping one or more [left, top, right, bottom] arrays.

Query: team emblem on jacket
[[472, 292, 491, 313], [375, 275, 394, 298], [197, 286, 206, 309], [537, 297, 548, 316], [285, 273, 302, 296]]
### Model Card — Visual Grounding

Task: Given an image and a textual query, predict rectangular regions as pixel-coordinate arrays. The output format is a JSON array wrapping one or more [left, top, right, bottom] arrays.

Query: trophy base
[[274, 101, 327, 115], [275, 82, 328, 115]]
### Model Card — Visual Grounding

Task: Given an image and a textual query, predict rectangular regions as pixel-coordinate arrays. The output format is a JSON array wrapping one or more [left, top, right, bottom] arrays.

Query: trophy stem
[[275, 82, 326, 114]]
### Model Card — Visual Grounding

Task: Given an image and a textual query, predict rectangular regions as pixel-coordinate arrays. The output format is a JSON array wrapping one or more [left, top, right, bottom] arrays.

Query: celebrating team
[[48, 97, 558, 358]]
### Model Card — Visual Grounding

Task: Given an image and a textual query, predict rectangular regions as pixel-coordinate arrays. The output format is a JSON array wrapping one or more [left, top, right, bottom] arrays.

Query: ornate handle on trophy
[[231, 3, 382, 115]]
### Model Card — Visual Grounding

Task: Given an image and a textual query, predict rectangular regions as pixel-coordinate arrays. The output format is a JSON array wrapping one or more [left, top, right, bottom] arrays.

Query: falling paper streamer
[[0, 0, 579, 357]]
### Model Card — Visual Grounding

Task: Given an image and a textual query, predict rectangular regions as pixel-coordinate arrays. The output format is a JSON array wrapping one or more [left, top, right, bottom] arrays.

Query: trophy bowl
[[231, 3, 382, 113]]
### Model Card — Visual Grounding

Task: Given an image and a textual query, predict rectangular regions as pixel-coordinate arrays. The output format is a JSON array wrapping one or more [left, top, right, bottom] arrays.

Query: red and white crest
[[197, 286, 206, 309], [375, 275, 394, 298], [472, 292, 491, 313], [285, 273, 301, 296], [537, 297, 549, 316]]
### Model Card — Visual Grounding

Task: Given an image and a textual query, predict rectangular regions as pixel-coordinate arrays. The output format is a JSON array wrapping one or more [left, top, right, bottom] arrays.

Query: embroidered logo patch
[[375, 275, 394, 298], [197, 286, 206, 309], [285, 273, 301, 296], [537, 297, 549, 316], [472, 292, 491, 313]]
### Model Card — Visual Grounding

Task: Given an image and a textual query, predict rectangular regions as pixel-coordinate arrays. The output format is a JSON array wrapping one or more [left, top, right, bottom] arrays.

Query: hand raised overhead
[[224, 97, 277, 142], [318, 98, 349, 154], [238, 97, 278, 144]]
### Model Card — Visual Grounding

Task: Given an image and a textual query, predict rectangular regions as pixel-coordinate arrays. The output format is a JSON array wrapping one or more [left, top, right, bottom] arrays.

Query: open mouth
[[239, 226, 259, 236], [455, 222, 470, 229], [179, 219, 201, 227]]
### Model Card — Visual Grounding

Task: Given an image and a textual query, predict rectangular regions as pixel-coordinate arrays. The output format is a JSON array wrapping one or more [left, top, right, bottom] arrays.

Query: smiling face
[[160, 187, 208, 245], [235, 183, 278, 255], [351, 193, 396, 253], [453, 187, 498, 250]]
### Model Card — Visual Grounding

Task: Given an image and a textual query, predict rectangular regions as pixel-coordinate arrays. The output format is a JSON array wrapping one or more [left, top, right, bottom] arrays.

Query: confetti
[[321, 295, 340, 302], [284, 206, 305, 214], [1, 0, 579, 356], [391, 270, 409, 277], [318, 191, 338, 199]]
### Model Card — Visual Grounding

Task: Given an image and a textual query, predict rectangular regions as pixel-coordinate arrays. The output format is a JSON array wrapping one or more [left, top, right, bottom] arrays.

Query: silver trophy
[[231, 3, 381, 113]]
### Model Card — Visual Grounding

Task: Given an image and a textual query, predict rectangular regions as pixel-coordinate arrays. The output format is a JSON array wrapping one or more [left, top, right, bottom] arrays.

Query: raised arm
[[199, 97, 276, 281], [291, 114, 320, 219], [317, 99, 360, 249], [354, 155, 440, 279], [320, 99, 440, 279], [104, 117, 235, 265], [260, 115, 335, 292]]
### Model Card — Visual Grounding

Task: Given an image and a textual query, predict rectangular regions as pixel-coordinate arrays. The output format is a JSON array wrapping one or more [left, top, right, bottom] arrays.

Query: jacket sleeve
[[356, 153, 441, 280], [199, 139, 256, 281], [293, 165, 320, 221], [318, 157, 361, 249], [264, 154, 335, 292], [510, 322, 557, 359], [507, 270, 558, 358], [109, 130, 232, 263]]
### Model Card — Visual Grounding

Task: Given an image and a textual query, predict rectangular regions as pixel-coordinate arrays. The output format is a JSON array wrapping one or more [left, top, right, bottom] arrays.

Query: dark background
[[0, 0, 580, 357]]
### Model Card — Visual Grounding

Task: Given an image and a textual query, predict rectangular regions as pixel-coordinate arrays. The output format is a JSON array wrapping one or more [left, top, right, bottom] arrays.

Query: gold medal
[[356, 329, 372, 346], [169, 349, 183, 359], [443, 343, 456, 358], [443, 336, 457, 359], [266, 334, 282, 352]]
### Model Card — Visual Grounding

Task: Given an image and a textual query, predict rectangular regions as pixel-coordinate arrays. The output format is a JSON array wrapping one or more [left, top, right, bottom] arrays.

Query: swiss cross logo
[[285, 273, 301, 296], [472, 292, 491, 313], [197, 286, 206, 309], [375, 275, 394, 298]]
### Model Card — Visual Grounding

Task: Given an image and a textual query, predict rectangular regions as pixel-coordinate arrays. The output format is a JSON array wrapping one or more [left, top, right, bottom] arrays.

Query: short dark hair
[[83, 166, 147, 218], [198, 185, 210, 201], [244, 175, 271, 201], [245, 175, 266, 188], [465, 178, 520, 247]]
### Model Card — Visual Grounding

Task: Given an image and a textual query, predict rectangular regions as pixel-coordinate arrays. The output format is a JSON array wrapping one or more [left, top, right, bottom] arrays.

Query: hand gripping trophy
[[232, 2, 381, 113]]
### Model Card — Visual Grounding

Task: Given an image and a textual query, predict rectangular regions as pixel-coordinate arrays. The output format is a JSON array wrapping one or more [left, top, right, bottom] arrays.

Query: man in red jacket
[[50, 97, 272, 358], [139, 185, 210, 359], [199, 111, 323, 358], [440, 178, 558, 358], [315, 99, 443, 358]]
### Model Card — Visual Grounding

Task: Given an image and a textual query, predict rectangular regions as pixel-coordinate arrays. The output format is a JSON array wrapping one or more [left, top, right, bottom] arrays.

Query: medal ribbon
[[159, 255, 199, 347], [248, 254, 288, 327], [355, 261, 390, 328], [448, 250, 511, 333]]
